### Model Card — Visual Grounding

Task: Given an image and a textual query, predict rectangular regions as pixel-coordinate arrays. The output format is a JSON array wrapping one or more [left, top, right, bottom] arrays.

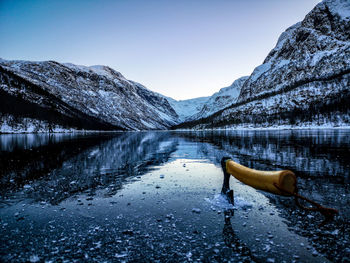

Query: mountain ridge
[[175, 0, 350, 130], [0, 59, 179, 132], [1, 0, 349, 132], [0, 58, 248, 132]]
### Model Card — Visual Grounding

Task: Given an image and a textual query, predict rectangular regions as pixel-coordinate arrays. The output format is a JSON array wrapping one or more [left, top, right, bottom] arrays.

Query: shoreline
[[1, 125, 350, 134], [175, 125, 350, 131]]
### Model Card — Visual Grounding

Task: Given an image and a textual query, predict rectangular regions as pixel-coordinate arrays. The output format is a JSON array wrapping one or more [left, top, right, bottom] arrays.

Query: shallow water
[[0, 130, 349, 262]]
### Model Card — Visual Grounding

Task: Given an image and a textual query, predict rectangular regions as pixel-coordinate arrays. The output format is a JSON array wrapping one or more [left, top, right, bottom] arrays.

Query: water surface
[[0, 130, 349, 262]]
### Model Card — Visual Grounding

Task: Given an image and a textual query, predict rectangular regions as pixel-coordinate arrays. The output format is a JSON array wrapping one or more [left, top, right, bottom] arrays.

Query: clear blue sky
[[0, 0, 320, 100]]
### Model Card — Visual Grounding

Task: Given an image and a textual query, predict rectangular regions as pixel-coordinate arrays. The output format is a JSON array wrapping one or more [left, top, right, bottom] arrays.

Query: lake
[[0, 130, 349, 262]]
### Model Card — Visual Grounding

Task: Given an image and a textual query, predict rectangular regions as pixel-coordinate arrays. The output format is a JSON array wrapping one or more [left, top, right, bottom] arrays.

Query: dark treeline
[[211, 89, 350, 128]]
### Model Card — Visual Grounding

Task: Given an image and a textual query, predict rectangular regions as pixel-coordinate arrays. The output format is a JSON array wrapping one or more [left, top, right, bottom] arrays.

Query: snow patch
[[325, 0, 350, 20], [205, 194, 252, 210], [166, 96, 209, 122], [250, 62, 272, 82]]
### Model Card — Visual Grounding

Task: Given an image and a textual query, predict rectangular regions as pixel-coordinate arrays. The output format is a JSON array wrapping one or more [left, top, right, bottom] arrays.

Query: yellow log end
[[225, 159, 297, 196], [277, 170, 296, 196]]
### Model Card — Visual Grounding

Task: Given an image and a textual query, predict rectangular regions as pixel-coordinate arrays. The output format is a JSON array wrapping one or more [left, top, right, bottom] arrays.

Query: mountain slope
[[165, 76, 248, 122], [0, 58, 248, 132], [166, 96, 210, 122], [190, 76, 248, 120], [0, 60, 178, 132], [175, 0, 350, 129], [238, 0, 350, 102]]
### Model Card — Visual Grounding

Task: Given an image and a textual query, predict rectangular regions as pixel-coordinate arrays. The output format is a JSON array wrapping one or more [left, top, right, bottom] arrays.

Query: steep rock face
[[239, 0, 350, 101], [176, 0, 350, 129], [0, 60, 178, 131]]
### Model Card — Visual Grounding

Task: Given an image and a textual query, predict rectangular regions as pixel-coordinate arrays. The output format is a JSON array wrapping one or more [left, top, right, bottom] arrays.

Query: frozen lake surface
[[0, 130, 349, 262]]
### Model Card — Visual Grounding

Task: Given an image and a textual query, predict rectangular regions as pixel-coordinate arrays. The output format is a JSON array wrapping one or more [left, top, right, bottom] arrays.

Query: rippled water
[[0, 130, 349, 262]]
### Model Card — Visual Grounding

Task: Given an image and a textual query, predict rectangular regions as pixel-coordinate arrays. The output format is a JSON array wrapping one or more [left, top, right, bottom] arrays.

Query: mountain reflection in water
[[0, 130, 349, 262], [0, 132, 177, 204]]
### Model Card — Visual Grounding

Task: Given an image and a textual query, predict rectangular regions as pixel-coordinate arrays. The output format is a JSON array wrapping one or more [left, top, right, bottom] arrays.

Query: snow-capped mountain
[[0, 58, 247, 132], [165, 96, 210, 122], [165, 76, 248, 122], [176, 0, 350, 129], [0, 60, 178, 131], [2, 0, 349, 132], [189, 76, 249, 120], [238, 0, 350, 102]]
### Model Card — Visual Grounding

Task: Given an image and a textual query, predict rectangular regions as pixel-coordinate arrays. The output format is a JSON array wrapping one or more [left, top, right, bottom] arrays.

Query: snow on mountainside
[[176, 0, 350, 129], [1, 0, 349, 132], [190, 76, 248, 120], [166, 96, 209, 122], [0, 57, 247, 132], [0, 59, 178, 131], [165, 76, 248, 122], [238, 0, 350, 102]]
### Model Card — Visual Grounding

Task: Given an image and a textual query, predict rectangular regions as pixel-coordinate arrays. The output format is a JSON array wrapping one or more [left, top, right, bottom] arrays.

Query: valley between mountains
[[1, 0, 349, 133]]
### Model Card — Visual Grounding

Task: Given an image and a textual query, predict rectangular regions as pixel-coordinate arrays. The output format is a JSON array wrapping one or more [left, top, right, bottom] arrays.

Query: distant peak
[[63, 62, 125, 79], [89, 65, 124, 78]]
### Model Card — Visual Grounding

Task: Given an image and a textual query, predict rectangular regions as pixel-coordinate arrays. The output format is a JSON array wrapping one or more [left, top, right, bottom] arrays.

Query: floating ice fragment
[[205, 194, 251, 210], [115, 252, 128, 258], [29, 255, 40, 262], [192, 208, 201, 214], [331, 229, 339, 235], [23, 184, 31, 189], [263, 244, 271, 252], [93, 241, 102, 248], [166, 214, 174, 219]]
